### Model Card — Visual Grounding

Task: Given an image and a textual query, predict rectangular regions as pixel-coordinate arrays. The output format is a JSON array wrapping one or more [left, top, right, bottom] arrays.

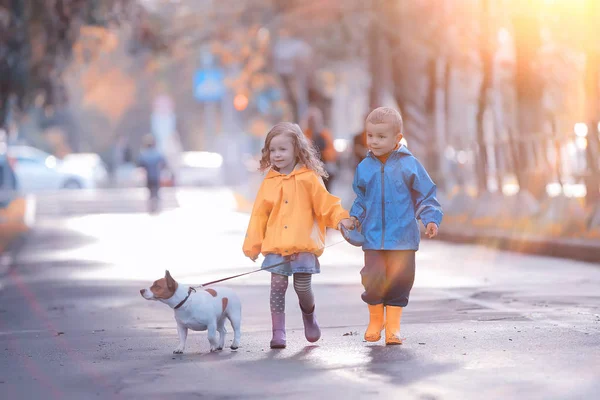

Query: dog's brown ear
[[165, 270, 176, 292]]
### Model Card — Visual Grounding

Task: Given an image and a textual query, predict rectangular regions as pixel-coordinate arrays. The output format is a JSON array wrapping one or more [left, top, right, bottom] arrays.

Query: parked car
[[113, 162, 146, 188], [176, 151, 224, 187], [113, 151, 224, 188], [61, 153, 109, 188], [0, 153, 31, 253], [7, 145, 105, 192], [0, 152, 17, 201]]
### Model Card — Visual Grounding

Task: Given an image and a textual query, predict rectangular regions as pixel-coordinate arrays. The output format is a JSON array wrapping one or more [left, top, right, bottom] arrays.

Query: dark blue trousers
[[360, 250, 416, 307]]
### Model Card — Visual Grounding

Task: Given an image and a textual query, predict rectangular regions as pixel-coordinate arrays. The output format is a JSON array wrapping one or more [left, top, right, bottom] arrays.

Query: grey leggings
[[270, 273, 314, 314]]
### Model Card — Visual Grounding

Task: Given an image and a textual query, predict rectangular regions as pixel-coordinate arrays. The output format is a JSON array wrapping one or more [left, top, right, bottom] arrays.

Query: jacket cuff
[[350, 213, 364, 225], [333, 210, 350, 229], [421, 216, 441, 228], [243, 248, 260, 259]]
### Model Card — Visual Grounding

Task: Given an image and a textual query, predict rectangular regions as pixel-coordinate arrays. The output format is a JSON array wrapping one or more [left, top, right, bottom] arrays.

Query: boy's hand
[[426, 223, 438, 239], [339, 218, 355, 231]]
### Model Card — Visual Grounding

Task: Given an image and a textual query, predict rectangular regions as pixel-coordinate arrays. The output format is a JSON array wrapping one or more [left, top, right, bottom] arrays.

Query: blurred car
[[0, 153, 32, 253], [112, 150, 224, 188], [113, 162, 145, 188], [176, 151, 224, 187], [7, 145, 105, 192], [61, 152, 109, 188], [0, 153, 17, 197]]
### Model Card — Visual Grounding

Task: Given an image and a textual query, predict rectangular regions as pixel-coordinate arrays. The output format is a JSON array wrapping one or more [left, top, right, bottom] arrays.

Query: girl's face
[[269, 134, 296, 174]]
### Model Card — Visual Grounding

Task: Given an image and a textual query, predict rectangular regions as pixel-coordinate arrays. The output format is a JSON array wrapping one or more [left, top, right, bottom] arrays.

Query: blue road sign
[[194, 69, 225, 102]]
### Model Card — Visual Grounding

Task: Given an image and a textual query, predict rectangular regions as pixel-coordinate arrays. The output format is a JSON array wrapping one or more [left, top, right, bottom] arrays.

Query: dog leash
[[193, 238, 348, 288]]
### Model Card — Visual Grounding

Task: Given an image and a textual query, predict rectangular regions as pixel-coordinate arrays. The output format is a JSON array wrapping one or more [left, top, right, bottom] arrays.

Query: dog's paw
[[230, 345, 239, 350], [173, 346, 184, 354], [216, 346, 223, 351]]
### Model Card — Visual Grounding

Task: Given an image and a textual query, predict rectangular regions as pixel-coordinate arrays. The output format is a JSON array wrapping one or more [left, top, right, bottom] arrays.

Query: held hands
[[338, 218, 356, 231], [426, 223, 438, 239]]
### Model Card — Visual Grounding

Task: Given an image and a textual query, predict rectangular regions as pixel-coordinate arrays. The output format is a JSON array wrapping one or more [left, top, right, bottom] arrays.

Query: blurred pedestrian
[[137, 135, 166, 212], [352, 126, 368, 168], [349, 107, 443, 345], [243, 122, 354, 349], [303, 107, 338, 191]]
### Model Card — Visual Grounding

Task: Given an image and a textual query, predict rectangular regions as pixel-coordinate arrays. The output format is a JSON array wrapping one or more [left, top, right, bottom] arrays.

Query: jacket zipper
[[380, 163, 385, 249]]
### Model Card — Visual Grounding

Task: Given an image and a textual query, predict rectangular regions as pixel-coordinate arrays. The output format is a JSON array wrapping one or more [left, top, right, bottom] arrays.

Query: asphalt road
[[1, 188, 599, 400]]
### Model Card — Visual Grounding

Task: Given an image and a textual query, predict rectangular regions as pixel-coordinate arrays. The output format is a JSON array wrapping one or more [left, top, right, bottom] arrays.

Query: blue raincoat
[[350, 146, 443, 251]]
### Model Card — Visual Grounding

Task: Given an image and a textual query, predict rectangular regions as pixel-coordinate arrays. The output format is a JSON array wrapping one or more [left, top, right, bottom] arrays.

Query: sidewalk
[[232, 170, 600, 263], [438, 225, 600, 263]]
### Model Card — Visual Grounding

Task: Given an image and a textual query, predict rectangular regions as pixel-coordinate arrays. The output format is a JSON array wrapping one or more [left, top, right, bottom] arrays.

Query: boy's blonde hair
[[259, 122, 328, 178], [366, 107, 403, 134]]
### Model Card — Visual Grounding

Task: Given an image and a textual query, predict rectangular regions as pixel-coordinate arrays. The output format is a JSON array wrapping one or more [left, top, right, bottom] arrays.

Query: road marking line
[[0, 329, 48, 336]]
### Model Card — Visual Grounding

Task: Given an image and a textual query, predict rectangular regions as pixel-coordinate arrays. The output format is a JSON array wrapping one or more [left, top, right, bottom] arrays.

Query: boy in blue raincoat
[[349, 107, 443, 345]]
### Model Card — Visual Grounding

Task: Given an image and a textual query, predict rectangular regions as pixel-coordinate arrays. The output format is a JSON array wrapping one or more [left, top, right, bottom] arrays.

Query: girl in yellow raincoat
[[243, 122, 355, 349]]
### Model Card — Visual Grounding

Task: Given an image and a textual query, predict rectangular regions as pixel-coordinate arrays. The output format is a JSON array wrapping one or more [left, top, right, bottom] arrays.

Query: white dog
[[140, 270, 241, 353]]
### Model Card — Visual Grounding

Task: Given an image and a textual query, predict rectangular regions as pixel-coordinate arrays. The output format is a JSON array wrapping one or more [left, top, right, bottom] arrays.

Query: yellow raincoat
[[243, 166, 349, 259]]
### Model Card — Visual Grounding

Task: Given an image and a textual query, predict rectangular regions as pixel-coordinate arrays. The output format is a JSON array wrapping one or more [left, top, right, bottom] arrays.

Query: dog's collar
[[174, 287, 196, 310]]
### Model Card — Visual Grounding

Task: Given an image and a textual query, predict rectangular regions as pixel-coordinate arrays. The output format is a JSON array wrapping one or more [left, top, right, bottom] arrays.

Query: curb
[[438, 227, 600, 263], [232, 187, 599, 263]]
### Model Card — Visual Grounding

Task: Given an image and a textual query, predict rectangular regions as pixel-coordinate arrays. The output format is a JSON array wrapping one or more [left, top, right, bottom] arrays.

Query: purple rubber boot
[[270, 312, 286, 349], [301, 305, 321, 343]]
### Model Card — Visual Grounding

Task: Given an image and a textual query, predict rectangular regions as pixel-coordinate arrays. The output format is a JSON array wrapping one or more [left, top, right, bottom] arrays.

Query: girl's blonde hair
[[259, 122, 328, 178]]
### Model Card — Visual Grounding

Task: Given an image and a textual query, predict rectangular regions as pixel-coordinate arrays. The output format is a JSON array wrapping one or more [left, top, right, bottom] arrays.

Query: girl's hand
[[249, 255, 258, 262], [426, 223, 438, 238], [339, 218, 355, 231]]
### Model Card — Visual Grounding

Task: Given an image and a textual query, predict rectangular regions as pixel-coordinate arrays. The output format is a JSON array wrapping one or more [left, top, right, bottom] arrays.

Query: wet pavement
[[1, 188, 599, 399]]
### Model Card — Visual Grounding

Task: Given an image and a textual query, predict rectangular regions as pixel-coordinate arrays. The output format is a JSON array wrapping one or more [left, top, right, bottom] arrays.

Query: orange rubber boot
[[364, 304, 385, 342], [385, 306, 403, 345]]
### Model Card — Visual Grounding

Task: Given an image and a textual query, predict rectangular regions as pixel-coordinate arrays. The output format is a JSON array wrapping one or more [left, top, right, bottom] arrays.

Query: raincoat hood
[[366, 145, 413, 160], [265, 164, 312, 179]]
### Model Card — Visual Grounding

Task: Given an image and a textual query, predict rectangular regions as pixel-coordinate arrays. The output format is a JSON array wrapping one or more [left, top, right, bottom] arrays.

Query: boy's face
[[366, 121, 403, 157]]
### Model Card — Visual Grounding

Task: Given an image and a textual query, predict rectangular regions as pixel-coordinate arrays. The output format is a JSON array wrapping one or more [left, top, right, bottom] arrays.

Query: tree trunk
[[1, 0, 27, 130], [512, 1, 547, 199], [584, 0, 600, 205], [280, 75, 299, 122], [475, 0, 493, 195], [384, 1, 406, 116], [368, 0, 385, 110]]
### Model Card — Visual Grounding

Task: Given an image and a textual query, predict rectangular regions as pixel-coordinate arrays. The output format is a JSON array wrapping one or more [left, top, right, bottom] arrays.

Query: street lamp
[[233, 94, 248, 111], [574, 122, 588, 137]]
